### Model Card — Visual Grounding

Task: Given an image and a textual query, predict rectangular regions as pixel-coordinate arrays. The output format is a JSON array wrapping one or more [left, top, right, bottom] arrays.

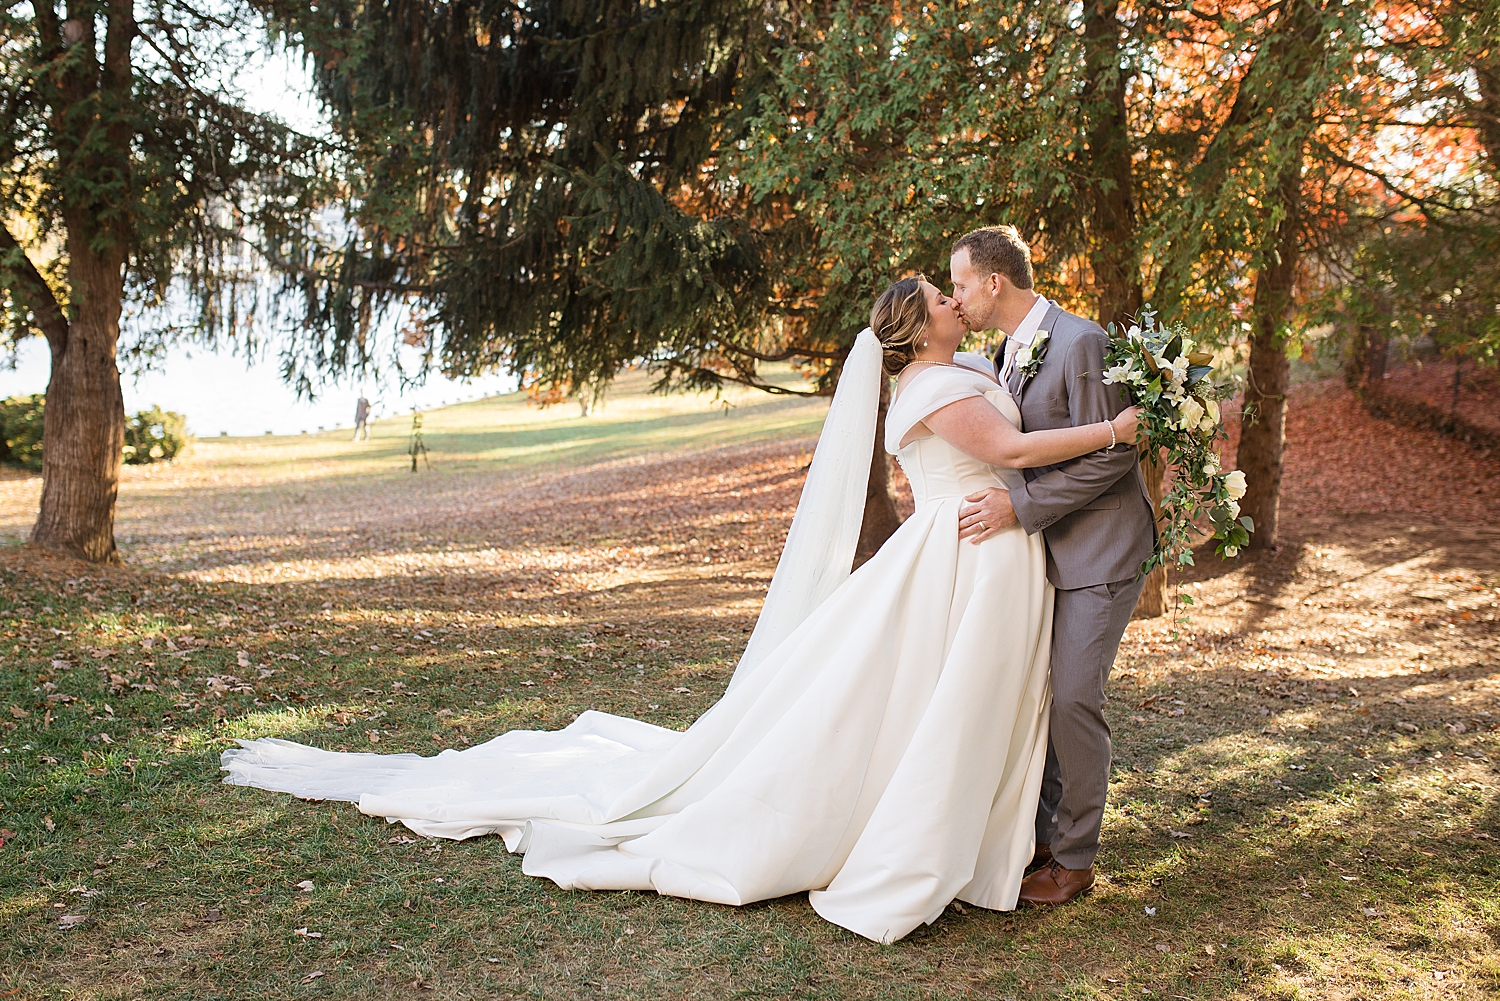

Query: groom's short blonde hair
[[952, 226, 1034, 290]]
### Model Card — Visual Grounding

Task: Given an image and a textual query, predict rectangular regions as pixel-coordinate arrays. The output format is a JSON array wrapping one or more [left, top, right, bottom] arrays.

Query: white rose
[[1203, 397, 1220, 423], [1178, 397, 1205, 431], [1199, 414, 1217, 434], [1202, 452, 1221, 476], [1223, 469, 1247, 500], [1167, 356, 1190, 387], [1127, 325, 1142, 339], [1224, 544, 1241, 558], [1226, 498, 1241, 519]]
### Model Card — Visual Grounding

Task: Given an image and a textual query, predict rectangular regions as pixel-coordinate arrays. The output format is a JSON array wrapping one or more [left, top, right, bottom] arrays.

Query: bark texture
[[1345, 311, 1389, 392], [1081, 0, 1163, 616], [1081, 0, 1142, 332], [29, 243, 126, 564], [1238, 163, 1303, 551], [1235, 0, 1331, 552], [10, 0, 135, 564]]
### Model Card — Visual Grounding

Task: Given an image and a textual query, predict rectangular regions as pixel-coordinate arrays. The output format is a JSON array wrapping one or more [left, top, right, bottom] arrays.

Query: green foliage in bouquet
[[123, 407, 191, 465], [1103, 308, 1253, 574], [0, 394, 46, 470]]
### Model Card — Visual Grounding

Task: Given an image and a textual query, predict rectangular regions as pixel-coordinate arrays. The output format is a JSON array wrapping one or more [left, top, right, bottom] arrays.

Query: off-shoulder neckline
[[894, 360, 997, 405]]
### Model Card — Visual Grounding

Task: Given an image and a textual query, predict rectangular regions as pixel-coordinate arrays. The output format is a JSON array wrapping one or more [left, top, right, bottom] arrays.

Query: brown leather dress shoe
[[1017, 860, 1095, 905], [1026, 843, 1053, 872]]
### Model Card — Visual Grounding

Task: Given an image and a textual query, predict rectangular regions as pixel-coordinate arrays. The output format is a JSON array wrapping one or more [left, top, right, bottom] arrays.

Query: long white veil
[[726, 327, 883, 691]]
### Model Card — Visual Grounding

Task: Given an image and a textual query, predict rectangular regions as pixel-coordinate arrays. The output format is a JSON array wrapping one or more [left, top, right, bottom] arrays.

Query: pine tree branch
[[715, 338, 845, 362], [680, 365, 830, 397], [0, 221, 69, 348], [1312, 145, 1480, 218]]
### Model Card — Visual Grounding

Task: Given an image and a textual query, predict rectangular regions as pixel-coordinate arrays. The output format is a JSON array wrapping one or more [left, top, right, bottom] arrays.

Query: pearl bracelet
[[1107, 420, 1116, 449]]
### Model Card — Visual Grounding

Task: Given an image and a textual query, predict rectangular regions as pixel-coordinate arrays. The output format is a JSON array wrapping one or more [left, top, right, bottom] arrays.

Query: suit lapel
[[1012, 302, 1065, 404]]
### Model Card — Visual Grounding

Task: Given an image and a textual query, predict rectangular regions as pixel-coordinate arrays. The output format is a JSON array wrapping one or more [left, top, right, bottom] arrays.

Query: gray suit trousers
[[1036, 574, 1146, 870]]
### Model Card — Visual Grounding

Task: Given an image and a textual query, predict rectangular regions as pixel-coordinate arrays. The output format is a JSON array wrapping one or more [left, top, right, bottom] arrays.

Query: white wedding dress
[[222, 336, 1054, 944]]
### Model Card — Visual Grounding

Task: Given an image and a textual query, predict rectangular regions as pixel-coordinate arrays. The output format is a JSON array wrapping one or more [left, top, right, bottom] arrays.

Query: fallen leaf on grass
[[1155, 943, 1171, 953], [1168, 830, 1191, 839], [294, 927, 324, 938], [295, 880, 315, 892], [1144, 906, 1157, 917], [9, 706, 29, 719], [300, 971, 324, 984], [0, 829, 14, 848], [58, 915, 86, 929], [673, 687, 690, 694], [1362, 907, 1382, 917]]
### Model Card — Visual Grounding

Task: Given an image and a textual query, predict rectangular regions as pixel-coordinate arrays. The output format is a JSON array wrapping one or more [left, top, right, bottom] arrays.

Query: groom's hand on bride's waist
[[958, 488, 1016, 543]]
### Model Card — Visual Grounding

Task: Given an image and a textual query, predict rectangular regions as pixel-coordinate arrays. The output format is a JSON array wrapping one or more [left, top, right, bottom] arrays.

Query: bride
[[223, 276, 1139, 944]]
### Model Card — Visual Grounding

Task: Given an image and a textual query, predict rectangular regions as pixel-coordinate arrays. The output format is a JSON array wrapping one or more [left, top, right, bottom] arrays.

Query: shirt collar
[[1009, 295, 1053, 347]]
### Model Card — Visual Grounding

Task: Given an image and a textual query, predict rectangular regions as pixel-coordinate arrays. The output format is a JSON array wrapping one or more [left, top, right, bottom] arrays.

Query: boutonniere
[[1015, 330, 1050, 381]]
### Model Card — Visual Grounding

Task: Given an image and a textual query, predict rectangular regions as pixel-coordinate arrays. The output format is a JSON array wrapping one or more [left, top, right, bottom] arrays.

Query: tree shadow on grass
[[3, 514, 1498, 998]]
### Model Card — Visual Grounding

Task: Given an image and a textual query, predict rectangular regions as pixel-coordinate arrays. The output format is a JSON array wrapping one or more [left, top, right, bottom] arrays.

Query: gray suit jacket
[[1001, 303, 1156, 590]]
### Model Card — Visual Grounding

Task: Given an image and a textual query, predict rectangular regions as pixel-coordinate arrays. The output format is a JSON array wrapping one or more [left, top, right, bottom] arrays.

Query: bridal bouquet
[[1102, 307, 1253, 574]]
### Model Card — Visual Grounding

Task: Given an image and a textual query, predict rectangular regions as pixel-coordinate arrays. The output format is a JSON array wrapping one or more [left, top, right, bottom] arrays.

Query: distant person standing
[[352, 396, 371, 441]]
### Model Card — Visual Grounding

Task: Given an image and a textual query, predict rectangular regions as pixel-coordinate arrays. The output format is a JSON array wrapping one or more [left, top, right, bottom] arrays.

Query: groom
[[949, 226, 1155, 905]]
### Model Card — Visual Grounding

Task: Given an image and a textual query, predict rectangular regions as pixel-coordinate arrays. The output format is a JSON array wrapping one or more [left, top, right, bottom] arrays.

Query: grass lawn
[[0, 375, 1497, 1000]]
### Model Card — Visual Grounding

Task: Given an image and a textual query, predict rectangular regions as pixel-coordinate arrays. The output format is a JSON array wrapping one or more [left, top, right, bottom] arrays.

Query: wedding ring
[[978, 521, 986, 531]]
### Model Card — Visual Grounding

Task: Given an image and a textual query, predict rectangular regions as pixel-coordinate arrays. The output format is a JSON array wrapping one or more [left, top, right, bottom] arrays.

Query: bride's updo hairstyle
[[870, 276, 929, 378]]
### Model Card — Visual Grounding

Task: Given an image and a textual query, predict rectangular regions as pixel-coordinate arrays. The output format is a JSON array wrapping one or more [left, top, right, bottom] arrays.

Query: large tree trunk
[[854, 374, 901, 567], [23, 2, 133, 565], [29, 243, 126, 565], [1344, 308, 1388, 393], [1082, 0, 1142, 332], [1081, 0, 1163, 616], [1238, 169, 1301, 551], [1235, 0, 1330, 552]]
